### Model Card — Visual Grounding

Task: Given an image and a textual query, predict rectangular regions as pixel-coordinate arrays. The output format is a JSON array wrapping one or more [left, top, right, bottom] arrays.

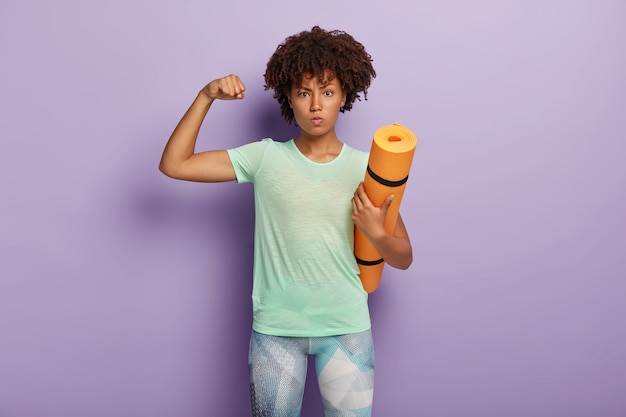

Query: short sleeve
[[226, 138, 273, 183]]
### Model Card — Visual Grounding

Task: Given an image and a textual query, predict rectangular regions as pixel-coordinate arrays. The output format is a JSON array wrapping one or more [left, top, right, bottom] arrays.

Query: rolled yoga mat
[[355, 123, 417, 293]]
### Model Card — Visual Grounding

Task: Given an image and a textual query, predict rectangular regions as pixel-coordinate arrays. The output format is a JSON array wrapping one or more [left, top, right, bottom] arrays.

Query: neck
[[294, 131, 343, 163]]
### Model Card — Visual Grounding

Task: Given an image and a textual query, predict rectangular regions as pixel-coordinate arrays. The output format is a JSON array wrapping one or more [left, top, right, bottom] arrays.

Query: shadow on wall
[[118, 166, 257, 415], [249, 93, 300, 142], [115, 94, 332, 415]]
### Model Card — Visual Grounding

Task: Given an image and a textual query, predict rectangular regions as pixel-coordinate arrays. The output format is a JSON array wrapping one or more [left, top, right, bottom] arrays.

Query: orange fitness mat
[[355, 123, 417, 293]]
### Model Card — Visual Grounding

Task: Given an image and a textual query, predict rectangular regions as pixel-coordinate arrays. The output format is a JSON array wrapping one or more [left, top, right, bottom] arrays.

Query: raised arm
[[351, 182, 413, 270], [159, 74, 246, 182]]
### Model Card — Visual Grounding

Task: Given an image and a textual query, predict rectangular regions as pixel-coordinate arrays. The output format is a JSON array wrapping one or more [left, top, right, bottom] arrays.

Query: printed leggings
[[248, 329, 375, 417]]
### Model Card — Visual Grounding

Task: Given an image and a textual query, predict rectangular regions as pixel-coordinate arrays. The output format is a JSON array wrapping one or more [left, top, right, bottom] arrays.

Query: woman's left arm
[[352, 182, 413, 270]]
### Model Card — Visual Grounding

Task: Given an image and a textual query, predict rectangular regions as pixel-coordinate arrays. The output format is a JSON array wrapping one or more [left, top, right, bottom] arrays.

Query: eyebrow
[[297, 83, 333, 91]]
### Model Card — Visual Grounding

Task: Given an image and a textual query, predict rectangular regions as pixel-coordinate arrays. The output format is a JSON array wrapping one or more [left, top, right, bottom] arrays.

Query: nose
[[310, 93, 321, 112]]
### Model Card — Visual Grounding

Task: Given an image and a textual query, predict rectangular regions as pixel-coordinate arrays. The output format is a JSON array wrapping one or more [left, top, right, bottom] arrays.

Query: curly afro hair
[[264, 26, 376, 124]]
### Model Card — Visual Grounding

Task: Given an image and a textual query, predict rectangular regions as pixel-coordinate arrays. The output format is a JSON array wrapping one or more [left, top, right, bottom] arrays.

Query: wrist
[[363, 227, 388, 245], [196, 89, 215, 106]]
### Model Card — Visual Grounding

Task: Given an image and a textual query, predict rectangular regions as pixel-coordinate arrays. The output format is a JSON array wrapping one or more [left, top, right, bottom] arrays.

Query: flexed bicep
[[166, 149, 237, 183], [160, 74, 245, 182]]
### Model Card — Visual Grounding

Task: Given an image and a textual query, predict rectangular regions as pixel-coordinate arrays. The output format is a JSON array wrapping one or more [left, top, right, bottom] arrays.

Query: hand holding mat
[[354, 123, 417, 293]]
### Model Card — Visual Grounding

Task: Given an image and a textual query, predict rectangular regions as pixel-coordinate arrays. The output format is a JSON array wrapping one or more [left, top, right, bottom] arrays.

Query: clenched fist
[[201, 74, 246, 100]]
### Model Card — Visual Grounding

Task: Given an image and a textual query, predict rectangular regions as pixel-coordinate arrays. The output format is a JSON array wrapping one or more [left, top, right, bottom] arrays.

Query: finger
[[353, 182, 363, 202], [381, 194, 395, 215], [234, 76, 246, 95], [216, 79, 230, 96], [217, 77, 233, 97], [227, 74, 246, 99], [352, 190, 364, 209], [351, 198, 358, 214], [351, 194, 360, 211], [356, 184, 373, 208], [351, 200, 363, 226], [225, 77, 240, 97]]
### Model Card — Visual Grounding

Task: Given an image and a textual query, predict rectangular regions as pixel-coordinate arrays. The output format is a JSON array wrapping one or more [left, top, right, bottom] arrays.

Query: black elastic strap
[[367, 165, 408, 187], [355, 256, 384, 266]]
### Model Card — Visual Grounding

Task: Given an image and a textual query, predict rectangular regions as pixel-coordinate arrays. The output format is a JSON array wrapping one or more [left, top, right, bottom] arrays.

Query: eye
[[299, 91, 310, 97], [324, 90, 334, 97]]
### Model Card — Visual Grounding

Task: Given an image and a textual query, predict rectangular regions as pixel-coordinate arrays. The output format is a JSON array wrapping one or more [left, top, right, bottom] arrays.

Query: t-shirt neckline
[[288, 139, 347, 166]]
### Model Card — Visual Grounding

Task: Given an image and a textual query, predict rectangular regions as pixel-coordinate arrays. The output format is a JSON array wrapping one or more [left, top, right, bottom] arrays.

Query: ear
[[341, 93, 346, 107]]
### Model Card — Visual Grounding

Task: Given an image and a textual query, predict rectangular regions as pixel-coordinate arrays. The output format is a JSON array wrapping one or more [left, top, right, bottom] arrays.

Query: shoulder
[[246, 138, 294, 152], [235, 137, 274, 150], [343, 142, 369, 166], [342, 141, 368, 156], [228, 138, 276, 157]]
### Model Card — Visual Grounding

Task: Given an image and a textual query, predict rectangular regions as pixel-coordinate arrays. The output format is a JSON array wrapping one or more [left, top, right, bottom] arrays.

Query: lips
[[311, 117, 324, 125]]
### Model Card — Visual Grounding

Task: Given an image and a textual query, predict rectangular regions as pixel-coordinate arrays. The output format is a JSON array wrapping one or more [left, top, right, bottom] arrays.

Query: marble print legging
[[248, 329, 375, 417]]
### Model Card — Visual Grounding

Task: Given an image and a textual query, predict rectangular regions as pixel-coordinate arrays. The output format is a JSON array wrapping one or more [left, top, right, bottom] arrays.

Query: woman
[[159, 26, 412, 417]]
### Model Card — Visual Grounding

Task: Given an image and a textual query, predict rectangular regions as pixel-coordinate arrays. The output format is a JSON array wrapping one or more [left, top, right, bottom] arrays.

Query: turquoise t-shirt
[[227, 138, 371, 337]]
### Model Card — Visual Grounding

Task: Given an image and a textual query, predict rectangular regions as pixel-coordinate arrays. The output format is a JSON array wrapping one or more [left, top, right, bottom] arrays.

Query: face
[[288, 71, 346, 138]]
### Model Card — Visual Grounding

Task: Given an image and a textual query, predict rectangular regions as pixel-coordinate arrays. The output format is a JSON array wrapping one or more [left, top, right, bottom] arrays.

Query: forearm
[[159, 92, 214, 175], [366, 230, 413, 270], [352, 184, 413, 270]]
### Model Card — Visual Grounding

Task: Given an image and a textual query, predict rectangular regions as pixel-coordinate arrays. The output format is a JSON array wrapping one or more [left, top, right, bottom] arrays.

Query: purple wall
[[1, 1, 625, 416]]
